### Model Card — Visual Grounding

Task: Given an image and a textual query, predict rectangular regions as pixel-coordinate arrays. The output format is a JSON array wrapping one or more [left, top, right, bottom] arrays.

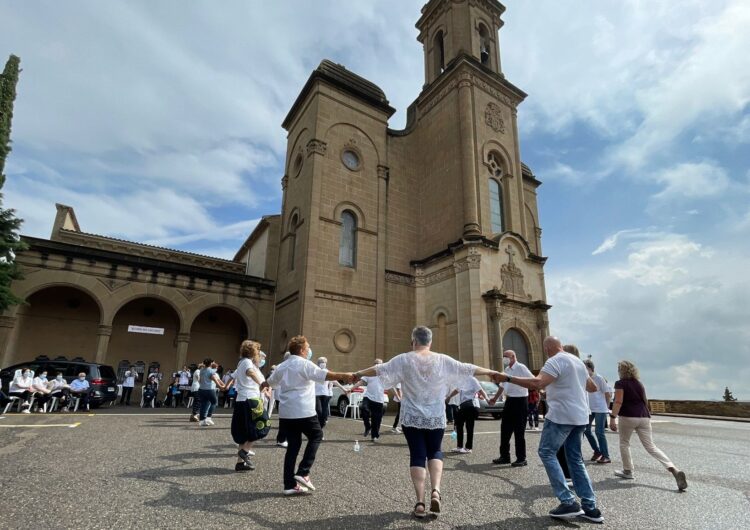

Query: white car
[[331, 384, 389, 417]]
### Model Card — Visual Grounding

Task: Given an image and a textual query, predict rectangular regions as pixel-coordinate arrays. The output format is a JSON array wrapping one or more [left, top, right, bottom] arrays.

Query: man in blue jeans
[[583, 359, 612, 463], [494, 336, 603, 523]]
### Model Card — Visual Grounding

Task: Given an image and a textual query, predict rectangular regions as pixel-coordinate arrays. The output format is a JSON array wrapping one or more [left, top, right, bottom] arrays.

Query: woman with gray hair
[[351, 326, 502, 518], [610, 360, 687, 490]]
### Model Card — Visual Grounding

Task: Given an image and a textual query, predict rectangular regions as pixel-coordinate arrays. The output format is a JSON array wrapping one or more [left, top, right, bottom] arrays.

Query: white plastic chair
[[346, 392, 363, 420], [47, 396, 59, 413], [3, 396, 21, 414]]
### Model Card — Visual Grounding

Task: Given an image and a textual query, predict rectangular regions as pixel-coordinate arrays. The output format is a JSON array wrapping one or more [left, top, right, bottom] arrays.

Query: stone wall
[[649, 400, 750, 418]]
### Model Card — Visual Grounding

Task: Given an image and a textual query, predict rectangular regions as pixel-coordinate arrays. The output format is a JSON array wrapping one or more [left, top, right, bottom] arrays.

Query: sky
[[2, 0, 749, 400]]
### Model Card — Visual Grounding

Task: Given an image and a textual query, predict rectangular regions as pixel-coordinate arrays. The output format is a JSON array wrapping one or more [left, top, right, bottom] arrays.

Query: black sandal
[[413, 502, 427, 518], [430, 489, 441, 513]]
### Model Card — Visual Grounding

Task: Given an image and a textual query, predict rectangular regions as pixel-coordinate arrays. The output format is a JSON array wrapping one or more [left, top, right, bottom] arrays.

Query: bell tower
[[417, 0, 506, 85]]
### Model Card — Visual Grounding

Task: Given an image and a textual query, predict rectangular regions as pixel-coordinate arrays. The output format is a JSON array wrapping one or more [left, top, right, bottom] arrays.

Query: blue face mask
[[306, 348, 313, 361], [258, 359, 266, 368]]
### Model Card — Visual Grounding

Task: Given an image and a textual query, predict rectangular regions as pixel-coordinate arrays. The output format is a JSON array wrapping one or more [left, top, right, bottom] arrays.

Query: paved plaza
[[1, 410, 748, 529]]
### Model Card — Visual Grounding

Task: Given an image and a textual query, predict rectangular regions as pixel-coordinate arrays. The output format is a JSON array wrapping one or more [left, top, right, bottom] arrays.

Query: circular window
[[333, 329, 356, 353], [341, 149, 361, 171], [292, 153, 303, 177]]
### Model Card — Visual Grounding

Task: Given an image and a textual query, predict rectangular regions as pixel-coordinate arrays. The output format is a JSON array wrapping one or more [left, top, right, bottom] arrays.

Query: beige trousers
[[618, 416, 674, 472]]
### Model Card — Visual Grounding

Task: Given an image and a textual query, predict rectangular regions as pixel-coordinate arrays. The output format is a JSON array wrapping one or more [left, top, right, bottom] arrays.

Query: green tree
[[722, 387, 737, 402], [0, 54, 27, 311]]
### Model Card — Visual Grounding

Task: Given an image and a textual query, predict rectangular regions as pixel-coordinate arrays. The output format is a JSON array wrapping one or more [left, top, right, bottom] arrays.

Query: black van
[[0, 356, 118, 408]]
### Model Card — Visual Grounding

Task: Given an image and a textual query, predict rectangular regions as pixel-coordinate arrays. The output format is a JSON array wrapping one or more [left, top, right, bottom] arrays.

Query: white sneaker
[[294, 475, 316, 491], [283, 484, 309, 496], [459, 447, 471, 454], [205, 418, 215, 426], [199, 420, 208, 427], [451, 447, 463, 453], [277, 441, 288, 448], [247, 450, 256, 456], [22, 409, 31, 414], [615, 470, 635, 480]]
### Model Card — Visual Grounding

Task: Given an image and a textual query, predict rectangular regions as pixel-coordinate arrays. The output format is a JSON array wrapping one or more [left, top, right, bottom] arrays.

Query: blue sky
[[2, 0, 749, 399]]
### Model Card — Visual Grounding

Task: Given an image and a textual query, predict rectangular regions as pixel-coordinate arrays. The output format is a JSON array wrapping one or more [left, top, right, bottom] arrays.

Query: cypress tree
[[0, 54, 27, 311]]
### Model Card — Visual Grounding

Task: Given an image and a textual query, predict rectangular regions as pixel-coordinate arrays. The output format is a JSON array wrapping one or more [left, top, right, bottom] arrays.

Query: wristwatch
[[506, 375, 513, 384]]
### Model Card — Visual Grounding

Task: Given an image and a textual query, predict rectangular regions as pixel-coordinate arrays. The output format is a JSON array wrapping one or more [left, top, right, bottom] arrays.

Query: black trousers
[[392, 402, 401, 428], [455, 404, 478, 449], [361, 397, 384, 439], [279, 416, 323, 489], [500, 396, 528, 461], [120, 386, 133, 405], [71, 390, 90, 408], [315, 395, 331, 428]]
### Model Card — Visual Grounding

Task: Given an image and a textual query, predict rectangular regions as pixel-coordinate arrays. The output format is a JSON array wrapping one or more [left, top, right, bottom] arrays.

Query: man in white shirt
[[489, 350, 533, 467], [583, 359, 612, 463], [264, 336, 355, 496], [120, 365, 136, 406], [495, 336, 603, 523], [352, 360, 386, 441]]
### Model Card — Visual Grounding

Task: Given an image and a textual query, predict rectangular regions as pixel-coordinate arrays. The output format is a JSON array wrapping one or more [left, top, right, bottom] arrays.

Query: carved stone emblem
[[484, 102, 506, 134], [500, 245, 525, 297]]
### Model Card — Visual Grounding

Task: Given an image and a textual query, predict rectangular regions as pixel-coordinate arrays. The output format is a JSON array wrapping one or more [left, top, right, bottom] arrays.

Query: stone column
[[176, 333, 191, 373], [375, 165, 390, 357], [488, 301, 503, 371], [95, 325, 113, 364], [457, 73, 481, 237], [0, 315, 18, 368]]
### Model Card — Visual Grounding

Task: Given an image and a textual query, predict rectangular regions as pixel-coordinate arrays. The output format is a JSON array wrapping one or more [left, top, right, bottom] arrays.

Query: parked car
[[331, 384, 389, 417], [477, 381, 504, 418], [0, 356, 118, 408]]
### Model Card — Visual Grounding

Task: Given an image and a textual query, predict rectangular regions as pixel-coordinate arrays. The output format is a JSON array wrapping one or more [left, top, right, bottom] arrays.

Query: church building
[[0, 0, 550, 378]]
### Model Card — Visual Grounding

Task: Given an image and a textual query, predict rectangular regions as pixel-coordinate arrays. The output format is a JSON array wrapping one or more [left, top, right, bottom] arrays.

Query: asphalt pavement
[[0, 408, 748, 529]]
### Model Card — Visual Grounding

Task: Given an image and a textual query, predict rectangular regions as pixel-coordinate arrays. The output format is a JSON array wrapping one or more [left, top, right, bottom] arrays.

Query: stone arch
[[524, 204, 540, 254], [107, 296, 183, 376], [184, 299, 254, 335], [501, 319, 541, 368], [187, 305, 249, 373], [105, 289, 185, 332], [10, 284, 102, 365], [498, 232, 534, 261], [482, 140, 514, 177], [11, 273, 107, 321], [286, 127, 309, 169], [333, 201, 368, 232], [430, 305, 452, 324], [323, 122, 381, 167]]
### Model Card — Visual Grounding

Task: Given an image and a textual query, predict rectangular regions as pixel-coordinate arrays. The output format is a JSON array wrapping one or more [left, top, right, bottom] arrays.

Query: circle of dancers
[[181, 325, 688, 524]]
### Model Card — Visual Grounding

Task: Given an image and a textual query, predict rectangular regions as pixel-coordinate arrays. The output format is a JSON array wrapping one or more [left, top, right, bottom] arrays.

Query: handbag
[[248, 398, 271, 440]]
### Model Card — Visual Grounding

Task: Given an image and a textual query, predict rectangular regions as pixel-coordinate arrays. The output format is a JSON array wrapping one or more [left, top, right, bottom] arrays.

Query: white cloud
[[547, 232, 750, 400], [652, 161, 730, 201], [592, 229, 642, 255]]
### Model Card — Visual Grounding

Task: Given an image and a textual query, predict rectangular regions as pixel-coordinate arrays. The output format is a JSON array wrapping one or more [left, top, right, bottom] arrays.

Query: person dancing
[[264, 336, 354, 496], [351, 326, 501, 518]]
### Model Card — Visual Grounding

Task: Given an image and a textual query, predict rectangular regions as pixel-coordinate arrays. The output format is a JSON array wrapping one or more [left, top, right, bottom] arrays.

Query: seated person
[[9, 368, 34, 413], [69, 372, 92, 411], [0, 388, 9, 409], [142, 376, 159, 408], [31, 371, 52, 412], [49, 372, 72, 410]]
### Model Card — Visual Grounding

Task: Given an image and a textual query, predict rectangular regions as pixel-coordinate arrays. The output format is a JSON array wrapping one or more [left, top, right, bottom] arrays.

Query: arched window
[[489, 178, 504, 233], [433, 30, 445, 75], [502, 328, 529, 366], [288, 213, 298, 271], [339, 210, 357, 267], [478, 24, 491, 66]]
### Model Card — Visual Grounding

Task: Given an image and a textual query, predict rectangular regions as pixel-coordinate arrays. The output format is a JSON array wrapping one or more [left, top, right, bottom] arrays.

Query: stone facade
[[0, 0, 550, 377], [272, 0, 550, 371]]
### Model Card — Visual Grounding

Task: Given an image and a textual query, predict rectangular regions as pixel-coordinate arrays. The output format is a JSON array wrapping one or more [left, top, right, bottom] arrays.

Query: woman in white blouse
[[352, 326, 501, 519]]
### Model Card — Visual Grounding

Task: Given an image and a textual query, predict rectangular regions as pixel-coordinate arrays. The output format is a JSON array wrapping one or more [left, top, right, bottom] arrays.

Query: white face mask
[[79, 376, 86, 381], [56, 375, 63, 381], [502, 358, 511, 368], [41, 374, 48, 380]]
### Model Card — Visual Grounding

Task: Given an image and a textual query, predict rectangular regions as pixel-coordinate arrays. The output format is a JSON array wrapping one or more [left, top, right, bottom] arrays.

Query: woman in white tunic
[[352, 326, 501, 518]]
